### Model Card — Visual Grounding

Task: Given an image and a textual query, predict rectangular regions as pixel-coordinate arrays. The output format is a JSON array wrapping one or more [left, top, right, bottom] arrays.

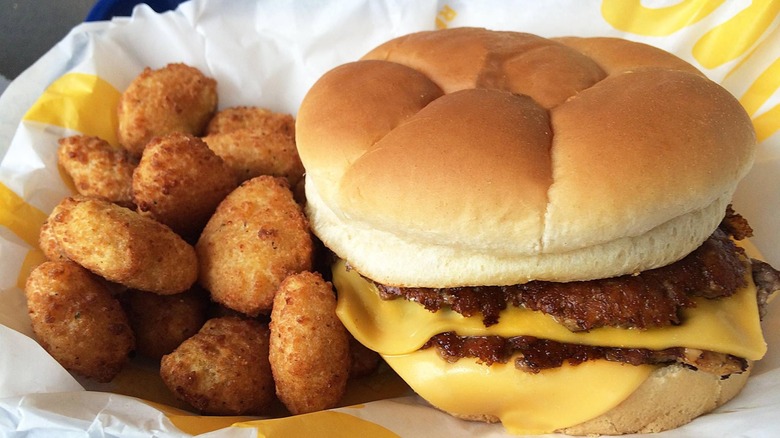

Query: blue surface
[[85, 0, 186, 21]]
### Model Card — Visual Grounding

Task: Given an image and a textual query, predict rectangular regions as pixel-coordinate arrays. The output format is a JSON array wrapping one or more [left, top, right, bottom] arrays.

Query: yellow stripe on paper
[[740, 57, 780, 115], [0, 183, 48, 288], [23, 73, 121, 145], [145, 404, 259, 436], [170, 417, 260, 436], [601, 0, 724, 36], [739, 57, 780, 143], [692, 0, 780, 69], [753, 105, 780, 143], [0, 182, 47, 248], [152, 402, 400, 438], [243, 410, 400, 438]]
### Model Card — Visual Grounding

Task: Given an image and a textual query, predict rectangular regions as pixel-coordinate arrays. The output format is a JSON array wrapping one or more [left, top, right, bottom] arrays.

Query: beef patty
[[376, 211, 751, 331], [423, 332, 748, 376], [418, 256, 780, 376], [373, 209, 780, 375]]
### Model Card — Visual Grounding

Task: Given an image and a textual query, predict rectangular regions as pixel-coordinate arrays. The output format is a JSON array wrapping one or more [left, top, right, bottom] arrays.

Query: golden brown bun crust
[[297, 28, 756, 286]]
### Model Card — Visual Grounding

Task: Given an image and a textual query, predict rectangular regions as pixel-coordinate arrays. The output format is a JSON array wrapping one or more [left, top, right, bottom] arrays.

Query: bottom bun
[[451, 363, 752, 436], [559, 361, 751, 435], [384, 349, 751, 435]]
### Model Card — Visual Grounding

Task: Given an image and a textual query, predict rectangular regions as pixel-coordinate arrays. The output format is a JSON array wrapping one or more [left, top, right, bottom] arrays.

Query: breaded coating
[[269, 271, 349, 414], [160, 316, 275, 415], [123, 287, 209, 360], [207, 302, 258, 320], [132, 133, 238, 238], [292, 176, 306, 205], [202, 106, 303, 186], [205, 106, 294, 137], [203, 129, 305, 187], [57, 135, 138, 207], [38, 196, 84, 261], [348, 334, 381, 378], [38, 219, 65, 261], [197, 176, 313, 316], [117, 63, 217, 155], [50, 196, 197, 294], [25, 260, 135, 382]]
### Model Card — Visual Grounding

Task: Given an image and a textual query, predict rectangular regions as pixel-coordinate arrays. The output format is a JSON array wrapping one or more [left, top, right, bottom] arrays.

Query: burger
[[294, 27, 780, 435]]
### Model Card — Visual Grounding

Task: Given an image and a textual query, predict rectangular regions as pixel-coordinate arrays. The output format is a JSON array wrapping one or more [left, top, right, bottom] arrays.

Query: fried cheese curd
[[205, 106, 295, 136], [38, 219, 64, 261], [269, 271, 350, 415], [38, 195, 86, 262], [122, 287, 209, 360], [25, 260, 135, 382], [160, 316, 275, 416], [57, 135, 138, 208], [202, 106, 304, 187], [348, 333, 381, 378], [48, 196, 197, 294], [117, 63, 217, 155], [132, 133, 238, 238], [196, 175, 313, 316]]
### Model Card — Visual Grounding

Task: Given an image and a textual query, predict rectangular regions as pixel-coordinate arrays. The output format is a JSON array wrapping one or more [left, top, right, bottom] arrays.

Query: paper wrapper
[[1, 0, 778, 436]]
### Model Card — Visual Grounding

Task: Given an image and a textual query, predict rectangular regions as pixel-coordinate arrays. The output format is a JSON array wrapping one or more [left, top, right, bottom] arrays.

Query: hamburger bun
[[559, 362, 752, 435], [297, 28, 755, 287], [296, 27, 763, 435], [445, 362, 751, 435]]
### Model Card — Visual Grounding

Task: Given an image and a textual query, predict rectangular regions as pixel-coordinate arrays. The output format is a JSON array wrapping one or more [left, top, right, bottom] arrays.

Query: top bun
[[297, 28, 756, 287]]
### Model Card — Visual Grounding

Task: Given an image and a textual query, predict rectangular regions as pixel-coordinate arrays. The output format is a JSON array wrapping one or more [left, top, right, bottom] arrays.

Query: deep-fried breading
[[269, 271, 349, 414], [50, 196, 197, 294], [57, 135, 138, 207], [160, 316, 275, 415], [25, 260, 135, 382], [38, 195, 88, 262], [132, 133, 237, 238], [202, 106, 302, 187], [205, 106, 294, 137], [123, 287, 209, 360], [196, 176, 313, 316], [203, 128, 304, 187], [117, 63, 217, 155]]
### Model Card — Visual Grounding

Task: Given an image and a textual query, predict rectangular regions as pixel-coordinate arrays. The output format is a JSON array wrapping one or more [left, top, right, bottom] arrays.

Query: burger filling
[[377, 210, 752, 331], [366, 208, 780, 377], [423, 332, 748, 376]]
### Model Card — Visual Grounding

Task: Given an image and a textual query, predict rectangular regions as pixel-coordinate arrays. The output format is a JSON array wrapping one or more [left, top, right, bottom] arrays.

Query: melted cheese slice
[[333, 259, 766, 360], [383, 350, 654, 434], [333, 253, 767, 434]]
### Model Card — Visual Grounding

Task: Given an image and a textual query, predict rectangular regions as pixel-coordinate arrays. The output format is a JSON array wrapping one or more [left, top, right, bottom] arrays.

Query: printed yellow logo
[[740, 58, 780, 143], [0, 181, 48, 288], [23, 73, 121, 146], [602, 0, 778, 68], [601, 0, 723, 36], [436, 4, 457, 29], [692, 0, 779, 69], [0, 182, 47, 249], [602, 0, 780, 142]]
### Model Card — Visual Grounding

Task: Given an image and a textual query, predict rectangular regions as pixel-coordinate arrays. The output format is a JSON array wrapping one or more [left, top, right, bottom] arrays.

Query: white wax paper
[[1, 0, 778, 436]]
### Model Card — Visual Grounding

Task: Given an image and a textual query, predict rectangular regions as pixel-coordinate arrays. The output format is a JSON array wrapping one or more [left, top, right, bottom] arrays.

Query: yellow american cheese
[[333, 253, 767, 434], [383, 350, 654, 434], [333, 259, 766, 360]]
